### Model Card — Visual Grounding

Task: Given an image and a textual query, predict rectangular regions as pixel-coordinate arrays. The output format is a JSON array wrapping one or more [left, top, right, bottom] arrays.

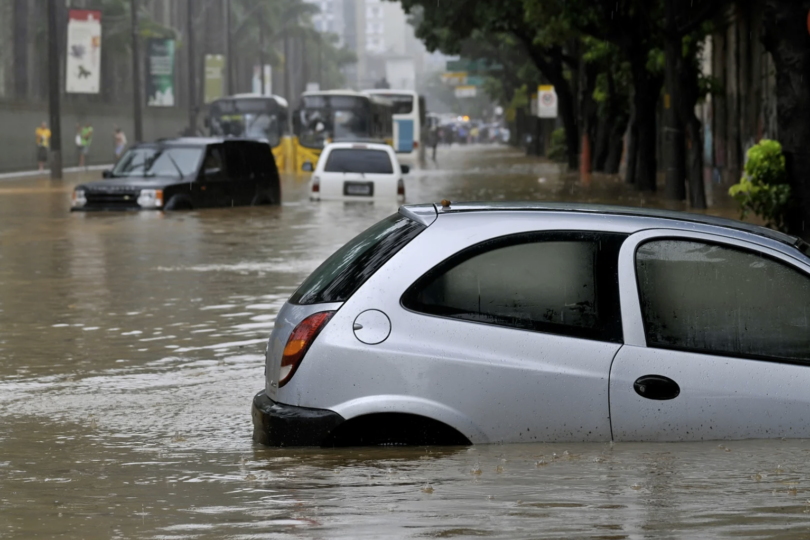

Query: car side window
[[202, 146, 225, 181], [224, 143, 249, 179], [402, 232, 626, 343], [636, 239, 810, 361]]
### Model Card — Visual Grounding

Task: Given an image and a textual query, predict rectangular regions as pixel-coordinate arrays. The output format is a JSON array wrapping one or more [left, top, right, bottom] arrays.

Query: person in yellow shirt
[[35, 122, 51, 172]]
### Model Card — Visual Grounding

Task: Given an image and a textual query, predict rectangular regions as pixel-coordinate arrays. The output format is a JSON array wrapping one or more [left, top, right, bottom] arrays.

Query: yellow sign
[[441, 72, 468, 86]]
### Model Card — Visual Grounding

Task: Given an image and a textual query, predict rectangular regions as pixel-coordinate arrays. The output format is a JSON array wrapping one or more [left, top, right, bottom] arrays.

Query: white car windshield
[[324, 149, 393, 174], [112, 147, 202, 178]]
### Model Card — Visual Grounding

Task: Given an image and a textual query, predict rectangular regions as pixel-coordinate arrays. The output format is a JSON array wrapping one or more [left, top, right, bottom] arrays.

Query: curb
[[0, 164, 112, 182]]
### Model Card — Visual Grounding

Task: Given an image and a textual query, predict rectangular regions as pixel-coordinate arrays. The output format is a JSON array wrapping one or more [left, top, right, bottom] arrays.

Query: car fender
[[330, 394, 490, 444]]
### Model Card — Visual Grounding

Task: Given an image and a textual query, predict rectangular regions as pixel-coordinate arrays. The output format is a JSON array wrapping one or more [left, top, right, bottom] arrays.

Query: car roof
[[399, 201, 810, 257], [324, 141, 392, 151], [145, 137, 262, 147]]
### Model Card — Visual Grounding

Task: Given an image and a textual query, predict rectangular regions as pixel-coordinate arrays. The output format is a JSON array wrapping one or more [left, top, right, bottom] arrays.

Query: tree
[[397, 0, 582, 170], [761, 0, 810, 238]]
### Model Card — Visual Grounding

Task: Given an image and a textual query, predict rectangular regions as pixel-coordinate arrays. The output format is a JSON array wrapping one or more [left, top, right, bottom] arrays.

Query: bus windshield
[[297, 95, 371, 149], [209, 99, 283, 147], [373, 94, 413, 115]]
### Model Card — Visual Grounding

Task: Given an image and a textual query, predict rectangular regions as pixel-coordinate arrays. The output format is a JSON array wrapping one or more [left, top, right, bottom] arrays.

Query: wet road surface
[[2, 145, 809, 539]]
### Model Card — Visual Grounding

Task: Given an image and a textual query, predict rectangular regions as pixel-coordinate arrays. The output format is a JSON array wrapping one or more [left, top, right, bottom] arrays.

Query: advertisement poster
[[147, 39, 175, 107], [65, 10, 102, 94], [204, 55, 225, 103]]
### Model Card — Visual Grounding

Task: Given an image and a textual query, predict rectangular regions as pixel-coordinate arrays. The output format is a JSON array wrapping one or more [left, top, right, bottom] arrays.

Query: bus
[[363, 90, 426, 161], [293, 90, 393, 171], [207, 94, 292, 171]]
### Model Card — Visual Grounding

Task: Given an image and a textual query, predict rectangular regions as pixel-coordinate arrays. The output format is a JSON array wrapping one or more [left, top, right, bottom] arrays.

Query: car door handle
[[633, 375, 680, 401]]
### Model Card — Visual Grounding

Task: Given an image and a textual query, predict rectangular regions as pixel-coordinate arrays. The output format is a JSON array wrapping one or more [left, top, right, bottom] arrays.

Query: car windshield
[[324, 149, 393, 174], [112, 147, 202, 178], [290, 213, 425, 305]]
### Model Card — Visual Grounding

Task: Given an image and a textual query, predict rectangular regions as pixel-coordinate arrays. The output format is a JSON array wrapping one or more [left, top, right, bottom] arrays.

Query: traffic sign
[[538, 85, 557, 118]]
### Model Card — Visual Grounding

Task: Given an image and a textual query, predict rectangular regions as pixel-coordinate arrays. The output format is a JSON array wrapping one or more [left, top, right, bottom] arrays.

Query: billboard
[[66, 10, 102, 94], [204, 55, 225, 104], [147, 39, 175, 107]]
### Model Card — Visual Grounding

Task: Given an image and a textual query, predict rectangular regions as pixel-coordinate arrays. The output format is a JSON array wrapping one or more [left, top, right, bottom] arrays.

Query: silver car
[[252, 202, 810, 446]]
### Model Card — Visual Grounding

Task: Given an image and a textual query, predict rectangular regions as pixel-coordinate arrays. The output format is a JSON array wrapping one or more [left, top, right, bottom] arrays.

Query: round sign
[[540, 92, 556, 107]]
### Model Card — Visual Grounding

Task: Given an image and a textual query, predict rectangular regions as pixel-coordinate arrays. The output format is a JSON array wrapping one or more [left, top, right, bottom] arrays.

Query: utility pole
[[187, 0, 197, 134], [47, 0, 62, 179], [131, 0, 143, 142], [224, 0, 232, 95], [259, 15, 266, 96], [284, 29, 292, 128], [317, 33, 323, 90]]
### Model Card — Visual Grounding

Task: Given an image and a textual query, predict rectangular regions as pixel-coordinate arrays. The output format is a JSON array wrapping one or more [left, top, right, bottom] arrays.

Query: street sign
[[441, 72, 467, 86], [455, 85, 477, 98], [66, 10, 102, 94], [446, 59, 503, 72], [538, 85, 557, 118]]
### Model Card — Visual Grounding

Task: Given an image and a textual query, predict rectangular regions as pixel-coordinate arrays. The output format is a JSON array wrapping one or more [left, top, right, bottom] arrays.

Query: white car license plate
[[344, 181, 374, 197]]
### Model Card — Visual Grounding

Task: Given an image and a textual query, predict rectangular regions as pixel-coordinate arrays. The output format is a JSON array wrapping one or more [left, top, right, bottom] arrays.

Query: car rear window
[[324, 149, 394, 174], [289, 213, 425, 305]]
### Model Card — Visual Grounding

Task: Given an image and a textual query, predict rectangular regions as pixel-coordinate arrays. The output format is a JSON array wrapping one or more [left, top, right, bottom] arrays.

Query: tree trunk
[[762, 0, 810, 238], [593, 116, 610, 172], [625, 102, 638, 185], [629, 61, 663, 191], [685, 116, 707, 209], [664, 0, 687, 200]]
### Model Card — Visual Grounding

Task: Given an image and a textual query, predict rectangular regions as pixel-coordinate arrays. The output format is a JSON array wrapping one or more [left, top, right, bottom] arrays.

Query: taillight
[[279, 311, 334, 387], [397, 178, 405, 196], [312, 176, 320, 192], [413, 141, 418, 149]]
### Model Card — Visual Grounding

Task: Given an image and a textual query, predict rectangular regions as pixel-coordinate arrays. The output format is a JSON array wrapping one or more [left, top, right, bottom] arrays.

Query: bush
[[728, 139, 792, 232], [547, 127, 567, 163]]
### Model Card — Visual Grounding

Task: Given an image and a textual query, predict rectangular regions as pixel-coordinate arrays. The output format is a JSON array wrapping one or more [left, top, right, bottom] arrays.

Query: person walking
[[35, 122, 52, 172], [79, 122, 94, 168], [113, 127, 128, 161]]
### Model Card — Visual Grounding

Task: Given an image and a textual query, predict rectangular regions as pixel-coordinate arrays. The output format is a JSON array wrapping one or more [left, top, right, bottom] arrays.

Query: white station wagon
[[252, 202, 810, 447], [305, 141, 407, 201]]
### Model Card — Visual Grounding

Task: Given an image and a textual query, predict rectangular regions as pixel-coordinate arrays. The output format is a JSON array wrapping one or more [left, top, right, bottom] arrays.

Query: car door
[[325, 228, 627, 443], [609, 230, 810, 441], [198, 144, 230, 207], [223, 141, 251, 206]]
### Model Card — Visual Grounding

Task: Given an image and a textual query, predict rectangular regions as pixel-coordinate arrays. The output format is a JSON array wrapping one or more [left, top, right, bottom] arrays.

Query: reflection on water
[[0, 146, 795, 539]]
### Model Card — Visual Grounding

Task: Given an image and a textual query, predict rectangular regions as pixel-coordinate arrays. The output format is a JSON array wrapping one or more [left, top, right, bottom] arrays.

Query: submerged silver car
[[252, 202, 810, 447]]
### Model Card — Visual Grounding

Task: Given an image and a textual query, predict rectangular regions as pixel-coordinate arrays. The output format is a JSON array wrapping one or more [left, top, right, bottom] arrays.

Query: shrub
[[547, 127, 567, 163], [728, 139, 792, 232]]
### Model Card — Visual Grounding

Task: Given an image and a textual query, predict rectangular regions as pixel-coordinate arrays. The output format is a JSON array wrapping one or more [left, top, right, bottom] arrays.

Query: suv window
[[324, 149, 394, 174], [402, 232, 625, 343], [290, 213, 425, 305], [636, 239, 810, 361], [201, 145, 226, 181]]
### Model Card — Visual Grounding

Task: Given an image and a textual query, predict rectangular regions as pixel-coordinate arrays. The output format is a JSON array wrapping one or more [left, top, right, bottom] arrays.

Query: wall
[[0, 101, 188, 173]]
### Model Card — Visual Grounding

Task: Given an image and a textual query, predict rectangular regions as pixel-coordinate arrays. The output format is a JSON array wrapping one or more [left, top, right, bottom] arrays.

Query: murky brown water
[[2, 145, 807, 539]]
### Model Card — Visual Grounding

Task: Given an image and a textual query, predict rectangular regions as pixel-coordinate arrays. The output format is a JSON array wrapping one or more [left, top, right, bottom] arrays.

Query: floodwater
[[1, 145, 808, 539]]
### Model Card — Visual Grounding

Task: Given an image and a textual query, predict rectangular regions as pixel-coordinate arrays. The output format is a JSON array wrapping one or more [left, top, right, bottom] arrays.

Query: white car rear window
[[324, 149, 394, 174]]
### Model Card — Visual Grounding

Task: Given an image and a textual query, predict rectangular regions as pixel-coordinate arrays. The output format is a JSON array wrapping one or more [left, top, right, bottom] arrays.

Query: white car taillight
[[397, 178, 405, 196], [279, 311, 334, 387], [311, 176, 320, 193]]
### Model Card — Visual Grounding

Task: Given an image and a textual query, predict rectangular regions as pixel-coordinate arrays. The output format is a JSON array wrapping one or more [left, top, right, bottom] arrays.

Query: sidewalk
[[0, 164, 112, 181]]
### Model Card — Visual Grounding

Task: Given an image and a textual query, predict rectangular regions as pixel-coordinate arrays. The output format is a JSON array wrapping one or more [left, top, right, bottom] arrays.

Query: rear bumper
[[251, 390, 344, 447]]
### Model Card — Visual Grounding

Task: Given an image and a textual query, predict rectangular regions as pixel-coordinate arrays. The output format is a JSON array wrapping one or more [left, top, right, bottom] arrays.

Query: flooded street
[[2, 145, 809, 539]]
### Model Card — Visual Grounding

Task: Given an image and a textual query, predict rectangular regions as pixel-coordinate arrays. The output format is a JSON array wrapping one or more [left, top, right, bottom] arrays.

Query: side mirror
[[400, 164, 410, 175], [205, 167, 221, 177], [102, 169, 113, 178], [302, 161, 314, 172]]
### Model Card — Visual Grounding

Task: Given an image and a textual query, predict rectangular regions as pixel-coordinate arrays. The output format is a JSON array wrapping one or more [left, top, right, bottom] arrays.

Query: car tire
[[251, 192, 274, 206], [164, 195, 193, 211]]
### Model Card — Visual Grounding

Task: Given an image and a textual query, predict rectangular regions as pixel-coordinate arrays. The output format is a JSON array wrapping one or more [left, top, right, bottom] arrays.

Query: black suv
[[71, 138, 281, 211]]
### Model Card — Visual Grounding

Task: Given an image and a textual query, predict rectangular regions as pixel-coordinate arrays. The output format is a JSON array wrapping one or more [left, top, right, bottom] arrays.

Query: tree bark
[[762, 0, 810, 238], [664, 0, 687, 200], [625, 102, 638, 185], [628, 59, 663, 191]]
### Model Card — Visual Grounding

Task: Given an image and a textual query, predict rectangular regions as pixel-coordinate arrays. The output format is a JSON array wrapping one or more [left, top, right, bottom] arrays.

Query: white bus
[[363, 90, 426, 160]]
